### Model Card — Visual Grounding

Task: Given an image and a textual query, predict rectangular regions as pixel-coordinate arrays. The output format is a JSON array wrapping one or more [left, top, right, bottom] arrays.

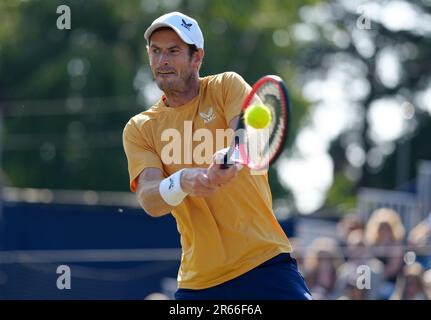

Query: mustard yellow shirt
[[123, 72, 292, 289]]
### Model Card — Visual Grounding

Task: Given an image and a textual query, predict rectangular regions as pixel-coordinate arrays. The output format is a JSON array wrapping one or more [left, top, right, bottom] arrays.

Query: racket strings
[[253, 82, 286, 166], [231, 76, 289, 170]]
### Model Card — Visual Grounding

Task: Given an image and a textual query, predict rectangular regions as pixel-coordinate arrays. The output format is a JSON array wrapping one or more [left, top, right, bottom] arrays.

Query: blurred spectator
[[335, 229, 384, 299], [337, 274, 368, 300], [408, 212, 431, 269], [365, 208, 405, 284], [424, 268, 431, 299], [336, 211, 365, 248], [390, 263, 429, 300], [289, 237, 306, 274], [303, 237, 344, 299]]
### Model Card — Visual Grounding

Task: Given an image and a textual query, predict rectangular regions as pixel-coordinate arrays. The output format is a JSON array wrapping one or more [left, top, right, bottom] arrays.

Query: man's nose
[[158, 52, 170, 66]]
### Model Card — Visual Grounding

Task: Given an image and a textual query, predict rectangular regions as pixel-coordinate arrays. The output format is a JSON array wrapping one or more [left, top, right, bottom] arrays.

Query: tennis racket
[[221, 75, 290, 171]]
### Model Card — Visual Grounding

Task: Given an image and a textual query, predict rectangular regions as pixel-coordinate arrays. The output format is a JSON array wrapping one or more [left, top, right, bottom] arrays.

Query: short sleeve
[[123, 118, 163, 192], [222, 72, 252, 126]]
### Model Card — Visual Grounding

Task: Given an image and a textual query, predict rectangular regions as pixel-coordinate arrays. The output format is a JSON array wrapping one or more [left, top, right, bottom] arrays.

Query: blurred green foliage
[[0, 0, 311, 193], [1, 0, 431, 215]]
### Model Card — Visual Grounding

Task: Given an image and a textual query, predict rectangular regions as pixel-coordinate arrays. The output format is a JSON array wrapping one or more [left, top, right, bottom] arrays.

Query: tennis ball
[[244, 104, 272, 129]]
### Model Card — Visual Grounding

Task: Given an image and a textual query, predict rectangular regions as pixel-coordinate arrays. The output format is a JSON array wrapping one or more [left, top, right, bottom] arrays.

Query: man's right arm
[[136, 168, 174, 217], [136, 167, 221, 217]]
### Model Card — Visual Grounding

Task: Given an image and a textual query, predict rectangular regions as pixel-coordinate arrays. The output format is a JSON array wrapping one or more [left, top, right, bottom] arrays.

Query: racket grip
[[220, 153, 232, 169], [221, 135, 240, 169]]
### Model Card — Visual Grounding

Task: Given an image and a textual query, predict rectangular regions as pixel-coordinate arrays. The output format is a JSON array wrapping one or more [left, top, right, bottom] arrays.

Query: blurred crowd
[[291, 208, 431, 300], [144, 208, 431, 300]]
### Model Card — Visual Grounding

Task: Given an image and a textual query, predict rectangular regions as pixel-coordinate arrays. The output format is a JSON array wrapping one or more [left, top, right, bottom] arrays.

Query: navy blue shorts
[[175, 253, 312, 300]]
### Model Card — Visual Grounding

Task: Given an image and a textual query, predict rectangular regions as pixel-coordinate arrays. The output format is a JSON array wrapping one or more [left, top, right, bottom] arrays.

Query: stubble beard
[[154, 68, 194, 96]]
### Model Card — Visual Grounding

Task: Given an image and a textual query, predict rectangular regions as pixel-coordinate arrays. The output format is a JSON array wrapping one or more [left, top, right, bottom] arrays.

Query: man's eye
[[170, 49, 179, 54]]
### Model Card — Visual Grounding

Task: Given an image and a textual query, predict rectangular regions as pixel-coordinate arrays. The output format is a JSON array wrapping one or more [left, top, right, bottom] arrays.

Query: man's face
[[148, 28, 199, 93]]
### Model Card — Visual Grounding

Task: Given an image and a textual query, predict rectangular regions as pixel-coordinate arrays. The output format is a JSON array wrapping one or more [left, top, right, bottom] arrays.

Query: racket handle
[[220, 153, 232, 169], [221, 136, 240, 169]]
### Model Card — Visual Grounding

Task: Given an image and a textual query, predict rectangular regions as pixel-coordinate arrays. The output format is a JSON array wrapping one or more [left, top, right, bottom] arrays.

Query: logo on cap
[[181, 18, 193, 31]]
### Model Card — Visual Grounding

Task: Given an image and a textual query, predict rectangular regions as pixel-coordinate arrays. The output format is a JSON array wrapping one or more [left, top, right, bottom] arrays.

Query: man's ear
[[194, 48, 205, 70]]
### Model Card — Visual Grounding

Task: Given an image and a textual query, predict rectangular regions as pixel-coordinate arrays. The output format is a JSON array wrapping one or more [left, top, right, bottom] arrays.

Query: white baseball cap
[[144, 12, 204, 49]]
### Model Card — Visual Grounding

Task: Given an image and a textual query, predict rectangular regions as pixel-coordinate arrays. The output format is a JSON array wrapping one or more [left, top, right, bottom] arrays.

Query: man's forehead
[[150, 28, 187, 47]]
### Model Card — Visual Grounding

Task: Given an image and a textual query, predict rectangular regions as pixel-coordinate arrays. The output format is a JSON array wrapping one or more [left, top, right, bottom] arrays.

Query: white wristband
[[159, 169, 188, 206]]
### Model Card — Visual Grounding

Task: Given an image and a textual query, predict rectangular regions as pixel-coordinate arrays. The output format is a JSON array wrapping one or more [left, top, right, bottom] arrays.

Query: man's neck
[[164, 77, 200, 107]]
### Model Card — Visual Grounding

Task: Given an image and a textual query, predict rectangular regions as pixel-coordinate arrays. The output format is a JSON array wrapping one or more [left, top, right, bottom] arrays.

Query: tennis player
[[123, 11, 311, 300]]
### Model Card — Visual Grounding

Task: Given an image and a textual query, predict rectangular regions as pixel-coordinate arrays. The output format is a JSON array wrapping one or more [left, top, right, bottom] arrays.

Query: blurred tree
[[291, 0, 431, 213], [0, 0, 313, 201], [2, 0, 430, 216]]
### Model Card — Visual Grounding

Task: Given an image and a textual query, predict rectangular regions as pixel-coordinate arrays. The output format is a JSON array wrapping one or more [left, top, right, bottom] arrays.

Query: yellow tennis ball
[[244, 104, 272, 129]]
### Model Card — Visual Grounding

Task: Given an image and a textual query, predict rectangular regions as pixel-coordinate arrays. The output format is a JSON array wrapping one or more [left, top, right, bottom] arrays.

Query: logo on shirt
[[181, 19, 192, 31], [199, 107, 216, 124]]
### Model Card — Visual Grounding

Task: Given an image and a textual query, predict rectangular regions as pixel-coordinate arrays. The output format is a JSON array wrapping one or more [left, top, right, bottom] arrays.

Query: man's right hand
[[181, 168, 219, 197]]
